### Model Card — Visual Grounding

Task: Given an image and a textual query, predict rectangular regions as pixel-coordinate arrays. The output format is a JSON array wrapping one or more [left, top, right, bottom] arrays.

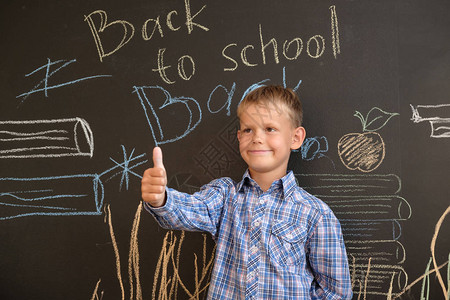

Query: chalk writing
[[221, 6, 340, 71], [207, 83, 236, 116], [133, 85, 202, 146], [329, 5, 341, 59], [84, 10, 135, 63], [0, 118, 94, 159], [410, 104, 450, 138], [152, 48, 196, 84], [134, 68, 301, 146], [84, 0, 209, 71], [16, 58, 111, 102]]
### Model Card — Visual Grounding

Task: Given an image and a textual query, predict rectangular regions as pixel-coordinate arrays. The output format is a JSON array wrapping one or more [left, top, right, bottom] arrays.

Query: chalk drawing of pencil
[[410, 104, 450, 138], [0, 118, 94, 158], [0, 174, 103, 220]]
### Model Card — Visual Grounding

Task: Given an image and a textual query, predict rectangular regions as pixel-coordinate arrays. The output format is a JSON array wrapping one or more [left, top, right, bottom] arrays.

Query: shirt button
[[253, 220, 261, 227], [286, 233, 293, 239], [250, 246, 258, 254]]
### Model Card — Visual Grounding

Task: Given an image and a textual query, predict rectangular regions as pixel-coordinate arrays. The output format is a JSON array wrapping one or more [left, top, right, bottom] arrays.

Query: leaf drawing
[[354, 107, 399, 132]]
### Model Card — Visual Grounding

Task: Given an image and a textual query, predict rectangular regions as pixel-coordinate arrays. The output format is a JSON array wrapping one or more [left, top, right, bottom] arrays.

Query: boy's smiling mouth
[[248, 150, 272, 155]]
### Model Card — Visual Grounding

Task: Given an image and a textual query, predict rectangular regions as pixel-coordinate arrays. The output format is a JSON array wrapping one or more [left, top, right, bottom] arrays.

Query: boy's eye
[[242, 128, 252, 133], [266, 127, 276, 132]]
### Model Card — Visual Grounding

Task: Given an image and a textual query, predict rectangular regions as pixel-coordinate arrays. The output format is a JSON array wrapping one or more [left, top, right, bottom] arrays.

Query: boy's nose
[[251, 131, 263, 143]]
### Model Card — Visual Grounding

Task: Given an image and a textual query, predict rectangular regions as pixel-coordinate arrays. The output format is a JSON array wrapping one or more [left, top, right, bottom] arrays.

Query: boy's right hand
[[141, 147, 167, 207]]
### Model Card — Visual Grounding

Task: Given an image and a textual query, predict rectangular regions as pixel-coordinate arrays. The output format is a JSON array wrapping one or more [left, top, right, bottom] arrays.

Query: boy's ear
[[291, 126, 306, 150], [237, 130, 241, 142]]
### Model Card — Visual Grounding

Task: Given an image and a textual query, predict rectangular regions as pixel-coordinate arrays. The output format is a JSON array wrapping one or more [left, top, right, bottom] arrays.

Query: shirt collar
[[237, 169, 297, 197]]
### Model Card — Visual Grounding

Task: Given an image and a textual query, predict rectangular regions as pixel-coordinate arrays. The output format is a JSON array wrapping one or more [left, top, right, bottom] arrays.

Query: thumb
[[152, 147, 165, 169]]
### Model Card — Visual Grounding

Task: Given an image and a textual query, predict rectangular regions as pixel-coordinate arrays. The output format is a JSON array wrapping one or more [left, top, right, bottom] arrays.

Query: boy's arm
[[308, 212, 353, 299], [141, 147, 226, 236]]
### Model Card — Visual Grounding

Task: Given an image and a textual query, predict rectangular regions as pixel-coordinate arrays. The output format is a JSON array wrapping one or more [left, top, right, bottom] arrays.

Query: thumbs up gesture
[[141, 147, 167, 207]]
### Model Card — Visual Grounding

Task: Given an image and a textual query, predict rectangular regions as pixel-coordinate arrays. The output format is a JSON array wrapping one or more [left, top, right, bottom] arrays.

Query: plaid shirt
[[146, 170, 352, 299]]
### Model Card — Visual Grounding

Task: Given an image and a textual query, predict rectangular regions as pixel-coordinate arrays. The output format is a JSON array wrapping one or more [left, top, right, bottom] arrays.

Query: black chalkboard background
[[1, 0, 449, 299]]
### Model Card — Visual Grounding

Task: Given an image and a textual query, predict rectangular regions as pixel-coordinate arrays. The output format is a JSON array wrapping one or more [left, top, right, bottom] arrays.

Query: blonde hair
[[237, 85, 303, 127]]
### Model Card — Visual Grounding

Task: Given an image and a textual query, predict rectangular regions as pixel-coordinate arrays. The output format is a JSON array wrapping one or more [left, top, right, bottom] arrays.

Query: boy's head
[[237, 85, 303, 127], [236, 85, 306, 185]]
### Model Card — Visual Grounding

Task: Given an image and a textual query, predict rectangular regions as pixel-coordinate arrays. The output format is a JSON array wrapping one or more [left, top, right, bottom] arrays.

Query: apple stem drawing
[[338, 107, 399, 173]]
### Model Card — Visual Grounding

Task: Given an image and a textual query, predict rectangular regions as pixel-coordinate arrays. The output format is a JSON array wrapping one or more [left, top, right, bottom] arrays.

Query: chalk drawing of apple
[[338, 107, 399, 173]]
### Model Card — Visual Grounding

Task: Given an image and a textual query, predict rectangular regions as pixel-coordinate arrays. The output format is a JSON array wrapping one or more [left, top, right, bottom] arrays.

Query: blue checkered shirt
[[146, 170, 352, 299]]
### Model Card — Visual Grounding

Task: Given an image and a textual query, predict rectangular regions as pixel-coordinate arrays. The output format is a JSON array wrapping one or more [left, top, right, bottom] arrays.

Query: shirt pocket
[[268, 221, 307, 267]]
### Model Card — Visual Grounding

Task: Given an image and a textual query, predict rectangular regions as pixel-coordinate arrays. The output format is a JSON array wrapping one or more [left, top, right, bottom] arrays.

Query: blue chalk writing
[[239, 79, 271, 105], [133, 85, 202, 146], [16, 58, 112, 103], [282, 67, 302, 92], [207, 83, 236, 116]]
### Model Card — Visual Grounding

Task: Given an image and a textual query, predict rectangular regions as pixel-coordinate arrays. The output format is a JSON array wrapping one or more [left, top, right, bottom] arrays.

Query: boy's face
[[237, 102, 305, 181]]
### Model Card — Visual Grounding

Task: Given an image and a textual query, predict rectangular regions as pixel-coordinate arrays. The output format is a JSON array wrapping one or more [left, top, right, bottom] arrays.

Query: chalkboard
[[1, 0, 449, 299]]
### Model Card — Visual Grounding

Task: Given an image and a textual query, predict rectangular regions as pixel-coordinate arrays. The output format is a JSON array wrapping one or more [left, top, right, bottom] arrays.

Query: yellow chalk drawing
[[392, 261, 448, 299], [102, 203, 146, 300], [100, 203, 195, 300], [128, 202, 143, 300], [90, 278, 103, 300], [348, 207, 449, 299], [391, 205, 450, 299], [338, 107, 399, 173], [107, 204, 125, 300], [431, 205, 450, 298], [152, 231, 216, 300], [363, 258, 372, 300], [338, 132, 385, 172]]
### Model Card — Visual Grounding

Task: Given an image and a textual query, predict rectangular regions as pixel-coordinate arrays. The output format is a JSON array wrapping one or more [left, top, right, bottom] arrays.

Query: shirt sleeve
[[308, 211, 353, 299], [144, 178, 232, 238]]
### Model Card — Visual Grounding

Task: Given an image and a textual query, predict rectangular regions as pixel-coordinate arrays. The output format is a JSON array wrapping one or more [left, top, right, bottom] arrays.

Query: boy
[[141, 85, 353, 299]]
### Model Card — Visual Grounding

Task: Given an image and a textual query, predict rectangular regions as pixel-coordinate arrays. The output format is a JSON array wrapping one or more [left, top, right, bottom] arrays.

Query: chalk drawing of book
[[0, 149, 147, 221], [0, 175, 103, 220], [0, 118, 94, 158], [295, 173, 410, 297], [410, 104, 450, 138]]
